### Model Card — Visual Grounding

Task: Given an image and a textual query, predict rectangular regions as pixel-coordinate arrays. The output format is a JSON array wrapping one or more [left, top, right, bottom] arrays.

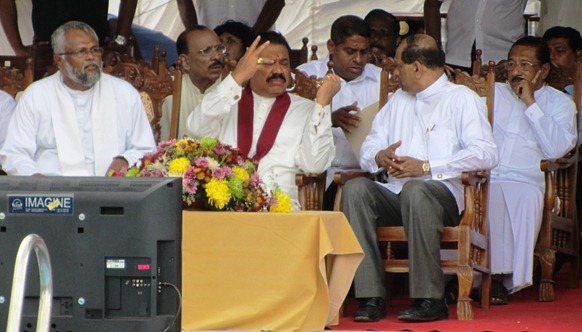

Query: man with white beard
[[0, 20, 155, 176]]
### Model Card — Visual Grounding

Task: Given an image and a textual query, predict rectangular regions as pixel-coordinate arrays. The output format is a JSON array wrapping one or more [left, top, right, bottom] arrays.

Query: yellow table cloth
[[182, 211, 363, 330]]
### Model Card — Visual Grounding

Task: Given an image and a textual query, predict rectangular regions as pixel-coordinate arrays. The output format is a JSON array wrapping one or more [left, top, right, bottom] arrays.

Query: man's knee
[[342, 177, 374, 197], [342, 177, 375, 205], [400, 180, 431, 201]]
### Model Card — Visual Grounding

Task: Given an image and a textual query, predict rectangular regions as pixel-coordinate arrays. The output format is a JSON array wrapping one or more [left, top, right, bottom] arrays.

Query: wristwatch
[[422, 160, 431, 176], [114, 35, 127, 46]]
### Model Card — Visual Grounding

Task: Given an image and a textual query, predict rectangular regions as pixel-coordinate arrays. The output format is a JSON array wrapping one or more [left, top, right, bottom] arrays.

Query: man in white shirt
[[187, 31, 340, 210], [159, 26, 225, 140], [0, 21, 155, 176], [297, 15, 382, 209], [488, 36, 577, 304], [341, 34, 498, 322], [0, 89, 15, 150], [424, 0, 527, 71]]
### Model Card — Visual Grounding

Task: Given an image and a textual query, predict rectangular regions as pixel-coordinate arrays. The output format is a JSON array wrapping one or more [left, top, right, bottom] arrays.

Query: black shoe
[[353, 297, 386, 322], [397, 298, 448, 322], [397, 298, 424, 316]]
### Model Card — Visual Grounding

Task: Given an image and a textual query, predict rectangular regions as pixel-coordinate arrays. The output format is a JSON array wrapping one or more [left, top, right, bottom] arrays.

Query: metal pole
[[6, 234, 53, 332]]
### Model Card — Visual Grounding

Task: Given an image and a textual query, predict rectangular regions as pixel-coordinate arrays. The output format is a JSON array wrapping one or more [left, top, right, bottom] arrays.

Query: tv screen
[[0, 176, 182, 332]]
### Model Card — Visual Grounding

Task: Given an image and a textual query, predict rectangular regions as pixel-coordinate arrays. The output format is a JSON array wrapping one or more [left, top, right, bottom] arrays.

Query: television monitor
[[0, 176, 182, 332]]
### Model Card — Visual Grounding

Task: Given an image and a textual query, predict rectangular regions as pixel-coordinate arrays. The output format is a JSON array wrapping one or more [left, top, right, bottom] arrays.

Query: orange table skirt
[[181, 211, 363, 330]]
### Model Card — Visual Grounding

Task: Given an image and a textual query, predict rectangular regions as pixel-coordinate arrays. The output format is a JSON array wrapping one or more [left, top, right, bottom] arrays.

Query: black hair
[[510, 36, 551, 65], [257, 31, 291, 55], [176, 25, 210, 55], [364, 9, 399, 37], [214, 20, 256, 49], [330, 15, 370, 45], [542, 26, 582, 53], [400, 34, 445, 69]]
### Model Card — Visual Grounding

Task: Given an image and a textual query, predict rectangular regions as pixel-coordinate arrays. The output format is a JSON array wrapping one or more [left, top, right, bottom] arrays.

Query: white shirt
[[444, 0, 527, 67], [0, 73, 156, 175], [194, 0, 270, 30], [296, 56, 381, 180], [159, 74, 221, 141], [361, 74, 498, 212], [0, 89, 16, 149], [491, 83, 577, 190], [187, 74, 335, 210]]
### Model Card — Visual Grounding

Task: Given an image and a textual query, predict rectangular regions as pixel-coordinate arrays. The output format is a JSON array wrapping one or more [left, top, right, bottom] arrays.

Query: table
[[181, 211, 363, 330]]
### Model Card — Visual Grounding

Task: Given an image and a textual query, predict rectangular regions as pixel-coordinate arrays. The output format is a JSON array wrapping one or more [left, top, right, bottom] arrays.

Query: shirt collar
[[415, 73, 448, 101]]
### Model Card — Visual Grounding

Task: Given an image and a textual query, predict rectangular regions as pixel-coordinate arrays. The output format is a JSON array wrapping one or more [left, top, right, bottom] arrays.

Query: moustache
[[83, 61, 101, 70], [510, 76, 524, 84], [267, 73, 286, 82], [209, 60, 224, 69], [370, 43, 385, 51]]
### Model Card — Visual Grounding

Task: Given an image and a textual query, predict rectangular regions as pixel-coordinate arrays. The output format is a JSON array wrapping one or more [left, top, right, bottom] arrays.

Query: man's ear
[[326, 39, 335, 55], [179, 54, 190, 71], [53, 54, 63, 69], [413, 60, 423, 78]]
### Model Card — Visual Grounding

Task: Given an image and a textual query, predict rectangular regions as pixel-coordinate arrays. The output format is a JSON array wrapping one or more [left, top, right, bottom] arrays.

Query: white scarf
[[50, 72, 118, 176]]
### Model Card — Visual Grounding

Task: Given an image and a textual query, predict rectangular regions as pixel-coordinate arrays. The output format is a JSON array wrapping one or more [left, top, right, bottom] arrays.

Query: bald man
[[341, 34, 498, 322]]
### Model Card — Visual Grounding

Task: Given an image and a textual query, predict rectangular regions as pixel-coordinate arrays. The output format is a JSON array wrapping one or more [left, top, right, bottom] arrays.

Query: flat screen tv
[[0, 176, 182, 332]]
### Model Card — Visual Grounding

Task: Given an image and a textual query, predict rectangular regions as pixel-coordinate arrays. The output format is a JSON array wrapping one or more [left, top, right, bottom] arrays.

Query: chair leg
[[538, 247, 556, 301], [480, 271, 491, 309], [456, 266, 474, 320], [570, 255, 580, 289]]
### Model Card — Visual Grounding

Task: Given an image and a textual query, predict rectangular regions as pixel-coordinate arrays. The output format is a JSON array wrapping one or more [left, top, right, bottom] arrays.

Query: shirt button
[[437, 174, 443, 179]]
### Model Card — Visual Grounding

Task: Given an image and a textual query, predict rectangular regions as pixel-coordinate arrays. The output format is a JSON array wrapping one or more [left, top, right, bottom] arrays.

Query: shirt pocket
[[427, 126, 454, 161]]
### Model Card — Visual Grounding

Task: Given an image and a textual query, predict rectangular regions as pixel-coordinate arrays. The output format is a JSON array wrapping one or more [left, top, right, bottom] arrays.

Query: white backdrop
[[0, 0, 540, 56], [110, 0, 540, 53]]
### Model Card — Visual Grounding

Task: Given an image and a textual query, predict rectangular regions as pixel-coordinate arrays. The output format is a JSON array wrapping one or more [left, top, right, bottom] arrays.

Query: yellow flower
[[174, 139, 190, 156], [205, 178, 232, 210], [168, 157, 190, 176], [232, 166, 250, 184], [271, 191, 292, 212]]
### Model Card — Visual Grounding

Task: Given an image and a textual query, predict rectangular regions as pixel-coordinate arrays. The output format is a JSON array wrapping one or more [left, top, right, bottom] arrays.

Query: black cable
[[160, 281, 182, 332]]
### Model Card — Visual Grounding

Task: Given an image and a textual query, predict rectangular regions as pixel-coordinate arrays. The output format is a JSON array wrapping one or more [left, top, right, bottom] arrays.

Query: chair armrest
[[460, 170, 489, 187], [295, 172, 326, 186], [333, 171, 373, 185], [295, 172, 326, 211], [540, 148, 578, 173]]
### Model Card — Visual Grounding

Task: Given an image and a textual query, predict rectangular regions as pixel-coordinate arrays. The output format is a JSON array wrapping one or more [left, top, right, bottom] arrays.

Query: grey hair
[[51, 21, 99, 54]]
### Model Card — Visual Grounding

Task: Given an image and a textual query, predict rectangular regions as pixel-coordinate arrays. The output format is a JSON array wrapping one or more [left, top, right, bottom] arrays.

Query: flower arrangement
[[111, 137, 292, 212]]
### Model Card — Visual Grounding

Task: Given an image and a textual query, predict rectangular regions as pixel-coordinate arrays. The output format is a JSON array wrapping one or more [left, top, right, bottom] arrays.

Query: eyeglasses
[[505, 61, 540, 71], [196, 44, 226, 56], [57, 47, 104, 58]]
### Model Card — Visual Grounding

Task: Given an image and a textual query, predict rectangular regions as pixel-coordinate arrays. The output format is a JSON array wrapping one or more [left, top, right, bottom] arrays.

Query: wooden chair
[[290, 37, 318, 69], [167, 59, 184, 140], [0, 57, 34, 98], [103, 53, 181, 142], [534, 53, 581, 302]]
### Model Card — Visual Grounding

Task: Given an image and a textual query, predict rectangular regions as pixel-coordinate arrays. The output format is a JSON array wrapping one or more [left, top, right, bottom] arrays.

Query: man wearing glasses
[[187, 31, 341, 211], [0, 21, 155, 176], [487, 36, 577, 305], [159, 26, 226, 140]]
